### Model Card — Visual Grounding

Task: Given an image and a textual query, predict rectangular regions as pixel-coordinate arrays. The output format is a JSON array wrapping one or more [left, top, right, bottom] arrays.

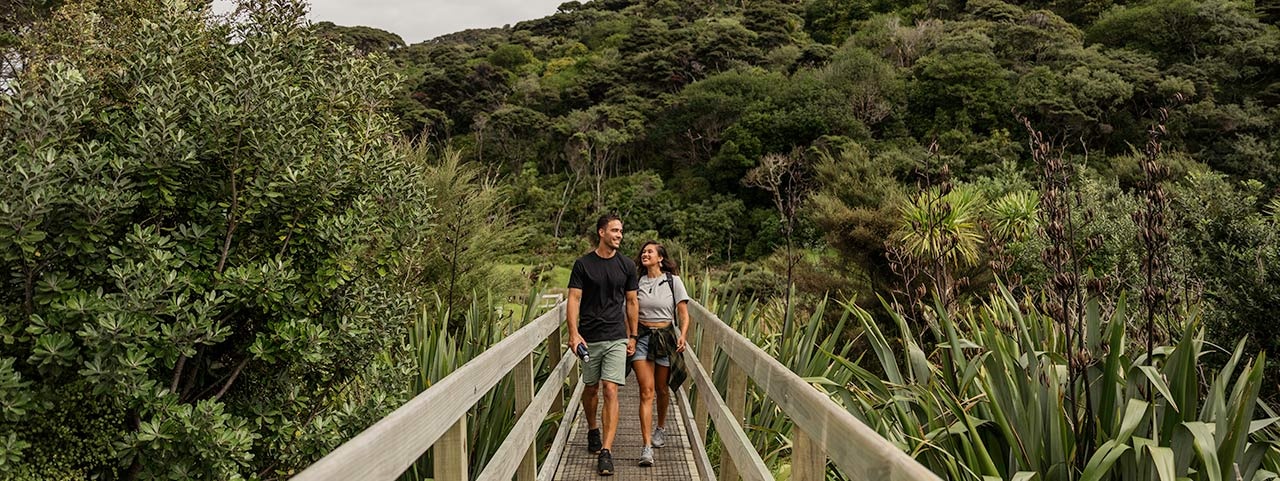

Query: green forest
[[3, 0, 1280, 479]]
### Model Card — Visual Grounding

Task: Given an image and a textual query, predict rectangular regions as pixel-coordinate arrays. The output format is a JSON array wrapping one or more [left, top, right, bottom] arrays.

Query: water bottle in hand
[[575, 343, 590, 362]]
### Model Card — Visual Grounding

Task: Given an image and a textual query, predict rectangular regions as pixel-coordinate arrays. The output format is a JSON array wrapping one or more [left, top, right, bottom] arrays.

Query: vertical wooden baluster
[[722, 361, 747, 481], [514, 353, 536, 481], [434, 417, 468, 481], [549, 322, 564, 415], [792, 427, 826, 481], [693, 318, 717, 444]]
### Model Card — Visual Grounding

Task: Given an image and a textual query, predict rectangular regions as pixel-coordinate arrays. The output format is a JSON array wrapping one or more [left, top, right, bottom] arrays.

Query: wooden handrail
[[685, 302, 943, 481], [475, 349, 576, 481], [536, 379, 585, 481], [674, 386, 716, 480], [684, 342, 772, 480], [291, 303, 568, 481]]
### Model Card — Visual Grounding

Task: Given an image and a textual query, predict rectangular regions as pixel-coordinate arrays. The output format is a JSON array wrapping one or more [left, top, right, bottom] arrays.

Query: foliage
[[313, 21, 405, 54], [0, 1, 439, 478], [1169, 172, 1280, 393], [411, 146, 526, 333], [895, 185, 986, 268], [840, 290, 1280, 481]]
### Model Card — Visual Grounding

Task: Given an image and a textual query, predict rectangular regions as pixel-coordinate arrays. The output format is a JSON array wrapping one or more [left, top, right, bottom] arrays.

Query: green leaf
[[1116, 399, 1150, 445], [1183, 422, 1223, 481], [1146, 444, 1176, 481], [1080, 440, 1131, 481], [1248, 417, 1280, 434], [1140, 365, 1180, 412]]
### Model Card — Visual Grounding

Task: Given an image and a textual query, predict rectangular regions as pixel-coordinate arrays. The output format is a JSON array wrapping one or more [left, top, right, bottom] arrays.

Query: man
[[567, 213, 639, 476]]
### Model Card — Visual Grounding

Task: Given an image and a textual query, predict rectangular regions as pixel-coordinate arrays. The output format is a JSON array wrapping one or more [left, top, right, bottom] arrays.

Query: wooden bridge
[[289, 300, 943, 481]]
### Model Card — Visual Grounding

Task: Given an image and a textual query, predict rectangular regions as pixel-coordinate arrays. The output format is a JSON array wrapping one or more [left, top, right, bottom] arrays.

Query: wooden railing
[[290, 303, 575, 481], [290, 299, 942, 481], [683, 302, 943, 481]]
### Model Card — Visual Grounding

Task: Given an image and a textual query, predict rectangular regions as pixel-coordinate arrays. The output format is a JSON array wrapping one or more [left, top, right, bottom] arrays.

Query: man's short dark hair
[[596, 213, 621, 232]]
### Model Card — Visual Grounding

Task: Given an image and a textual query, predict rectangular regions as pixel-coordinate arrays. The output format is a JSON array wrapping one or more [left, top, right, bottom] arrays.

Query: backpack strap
[[666, 272, 678, 330]]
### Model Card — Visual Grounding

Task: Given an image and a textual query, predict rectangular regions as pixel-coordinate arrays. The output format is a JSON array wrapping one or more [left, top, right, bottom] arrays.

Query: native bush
[[0, 1, 438, 478]]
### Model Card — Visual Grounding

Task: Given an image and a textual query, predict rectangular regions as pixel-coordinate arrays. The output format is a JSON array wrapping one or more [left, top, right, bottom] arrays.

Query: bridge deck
[[554, 372, 701, 480]]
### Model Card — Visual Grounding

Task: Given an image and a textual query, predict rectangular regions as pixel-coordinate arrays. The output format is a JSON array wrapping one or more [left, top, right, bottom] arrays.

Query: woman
[[630, 240, 691, 467]]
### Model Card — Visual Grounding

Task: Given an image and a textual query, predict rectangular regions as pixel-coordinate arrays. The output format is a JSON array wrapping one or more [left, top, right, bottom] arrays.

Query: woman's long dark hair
[[635, 241, 679, 275]]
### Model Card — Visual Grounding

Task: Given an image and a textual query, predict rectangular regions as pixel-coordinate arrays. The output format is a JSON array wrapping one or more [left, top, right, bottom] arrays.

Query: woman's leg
[[654, 364, 671, 429], [633, 358, 656, 446]]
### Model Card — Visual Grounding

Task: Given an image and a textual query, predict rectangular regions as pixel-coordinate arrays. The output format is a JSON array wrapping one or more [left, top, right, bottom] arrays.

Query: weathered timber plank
[[434, 418, 468, 481], [721, 362, 747, 481], [537, 378, 584, 481], [791, 428, 826, 481], [476, 350, 577, 481], [693, 321, 717, 444], [683, 347, 771, 481], [516, 353, 537, 481], [676, 386, 716, 481]]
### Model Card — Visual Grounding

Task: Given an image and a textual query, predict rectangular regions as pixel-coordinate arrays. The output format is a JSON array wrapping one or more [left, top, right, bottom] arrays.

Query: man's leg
[[596, 338, 629, 452], [600, 380, 620, 450], [583, 383, 600, 430], [581, 341, 607, 454]]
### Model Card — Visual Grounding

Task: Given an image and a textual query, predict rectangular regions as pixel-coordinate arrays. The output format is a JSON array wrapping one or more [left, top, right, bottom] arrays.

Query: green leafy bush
[[0, 1, 437, 477]]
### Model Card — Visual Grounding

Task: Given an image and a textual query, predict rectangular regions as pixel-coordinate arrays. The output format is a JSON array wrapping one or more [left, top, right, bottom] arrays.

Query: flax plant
[[836, 287, 1280, 481]]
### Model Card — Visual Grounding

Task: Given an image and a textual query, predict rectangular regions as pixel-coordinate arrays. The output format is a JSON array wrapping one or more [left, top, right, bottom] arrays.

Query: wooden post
[[434, 417, 468, 481], [694, 322, 717, 443], [792, 428, 826, 481], [723, 361, 747, 481], [514, 353, 536, 481], [549, 324, 564, 414]]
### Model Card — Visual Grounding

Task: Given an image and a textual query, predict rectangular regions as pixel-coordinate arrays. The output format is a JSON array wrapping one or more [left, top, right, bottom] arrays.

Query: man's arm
[[567, 288, 584, 351], [625, 289, 639, 355]]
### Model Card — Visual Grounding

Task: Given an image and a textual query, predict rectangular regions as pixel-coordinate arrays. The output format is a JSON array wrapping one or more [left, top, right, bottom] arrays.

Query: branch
[[214, 356, 251, 401], [171, 355, 188, 393], [216, 169, 239, 274]]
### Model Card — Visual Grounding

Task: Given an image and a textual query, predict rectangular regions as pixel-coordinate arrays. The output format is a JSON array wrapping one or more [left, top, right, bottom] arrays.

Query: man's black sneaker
[[597, 449, 614, 476], [587, 428, 602, 454]]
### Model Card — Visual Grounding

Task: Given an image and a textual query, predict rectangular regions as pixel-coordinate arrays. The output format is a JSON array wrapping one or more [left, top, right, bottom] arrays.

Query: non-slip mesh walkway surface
[[554, 373, 701, 480]]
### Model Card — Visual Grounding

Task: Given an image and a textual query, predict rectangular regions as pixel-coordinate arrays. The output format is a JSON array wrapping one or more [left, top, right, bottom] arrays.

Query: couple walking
[[567, 214, 691, 475]]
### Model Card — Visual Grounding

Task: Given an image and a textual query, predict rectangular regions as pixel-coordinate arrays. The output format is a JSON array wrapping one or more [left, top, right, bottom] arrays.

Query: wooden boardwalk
[[291, 300, 941, 481], [554, 373, 701, 480]]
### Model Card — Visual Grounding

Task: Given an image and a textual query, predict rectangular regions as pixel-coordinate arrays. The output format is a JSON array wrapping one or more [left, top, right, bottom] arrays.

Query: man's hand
[[627, 338, 637, 356], [676, 335, 686, 353], [568, 334, 585, 355]]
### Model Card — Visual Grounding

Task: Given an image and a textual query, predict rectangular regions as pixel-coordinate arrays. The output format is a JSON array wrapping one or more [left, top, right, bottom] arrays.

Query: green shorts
[[582, 339, 628, 386]]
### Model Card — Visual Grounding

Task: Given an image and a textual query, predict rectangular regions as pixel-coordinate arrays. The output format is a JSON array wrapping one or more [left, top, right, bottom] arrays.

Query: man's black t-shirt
[[568, 250, 639, 342]]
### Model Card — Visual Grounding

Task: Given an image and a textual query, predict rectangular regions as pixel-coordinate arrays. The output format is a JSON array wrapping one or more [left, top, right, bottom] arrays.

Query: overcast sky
[[211, 0, 567, 44]]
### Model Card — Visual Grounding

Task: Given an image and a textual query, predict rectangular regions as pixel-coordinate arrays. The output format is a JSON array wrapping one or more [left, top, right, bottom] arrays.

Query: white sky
[[211, 0, 568, 44]]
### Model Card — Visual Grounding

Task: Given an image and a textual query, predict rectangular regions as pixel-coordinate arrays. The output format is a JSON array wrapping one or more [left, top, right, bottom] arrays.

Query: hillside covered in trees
[[347, 0, 1280, 363]]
